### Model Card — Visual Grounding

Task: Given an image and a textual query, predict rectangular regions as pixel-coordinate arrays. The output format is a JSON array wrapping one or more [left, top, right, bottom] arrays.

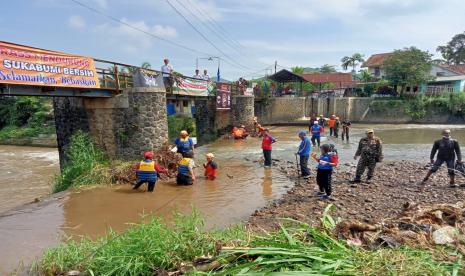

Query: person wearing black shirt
[[422, 129, 462, 187]]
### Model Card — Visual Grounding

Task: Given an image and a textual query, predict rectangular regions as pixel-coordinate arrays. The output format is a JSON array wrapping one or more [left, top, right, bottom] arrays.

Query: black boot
[[366, 176, 372, 183], [350, 176, 362, 184]]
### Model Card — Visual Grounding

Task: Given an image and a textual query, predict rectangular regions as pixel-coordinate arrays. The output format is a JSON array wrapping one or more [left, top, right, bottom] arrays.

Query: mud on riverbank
[[249, 161, 465, 230]]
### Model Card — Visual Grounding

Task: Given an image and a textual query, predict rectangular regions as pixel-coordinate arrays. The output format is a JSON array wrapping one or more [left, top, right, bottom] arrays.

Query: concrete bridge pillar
[[53, 87, 168, 166], [231, 95, 254, 130], [194, 97, 217, 145]]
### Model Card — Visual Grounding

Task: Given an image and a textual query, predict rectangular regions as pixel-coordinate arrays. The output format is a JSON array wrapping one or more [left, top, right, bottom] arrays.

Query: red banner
[[0, 41, 100, 89], [216, 82, 231, 110]]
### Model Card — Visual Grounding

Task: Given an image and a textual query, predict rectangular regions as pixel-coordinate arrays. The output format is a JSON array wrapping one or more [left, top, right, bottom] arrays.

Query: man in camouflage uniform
[[351, 129, 383, 183]]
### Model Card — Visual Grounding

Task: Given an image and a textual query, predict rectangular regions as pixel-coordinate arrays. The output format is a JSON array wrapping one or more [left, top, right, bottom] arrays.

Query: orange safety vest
[[328, 119, 336, 128]]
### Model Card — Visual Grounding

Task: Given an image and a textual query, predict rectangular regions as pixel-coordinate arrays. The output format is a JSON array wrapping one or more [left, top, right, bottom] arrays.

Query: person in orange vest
[[254, 117, 266, 137], [133, 151, 168, 192], [232, 125, 249, 139], [203, 153, 218, 180], [328, 115, 336, 137]]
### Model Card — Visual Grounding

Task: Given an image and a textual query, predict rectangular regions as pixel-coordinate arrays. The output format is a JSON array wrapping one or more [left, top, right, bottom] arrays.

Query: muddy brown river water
[[1, 124, 465, 273]]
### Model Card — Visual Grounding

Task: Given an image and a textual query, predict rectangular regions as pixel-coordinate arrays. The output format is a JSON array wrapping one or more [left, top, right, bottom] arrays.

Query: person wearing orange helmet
[[133, 151, 167, 192]]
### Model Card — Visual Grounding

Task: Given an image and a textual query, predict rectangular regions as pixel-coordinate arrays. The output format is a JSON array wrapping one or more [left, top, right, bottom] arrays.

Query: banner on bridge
[[173, 76, 214, 96], [216, 82, 231, 110], [0, 41, 100, 89], [132, 68, 164, 88]]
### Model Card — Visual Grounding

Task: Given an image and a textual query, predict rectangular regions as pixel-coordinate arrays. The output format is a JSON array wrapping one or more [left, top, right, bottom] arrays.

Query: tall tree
[[341, 53, 365, 72], [437, 32, 465, 64], [319, 64, 337, 73], [291, 66, 304, 74], [384, 47, 433, 95]]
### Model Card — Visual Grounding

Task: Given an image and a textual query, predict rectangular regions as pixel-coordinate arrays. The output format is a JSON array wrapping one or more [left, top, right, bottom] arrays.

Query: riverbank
[[249, 161, 465, 229], [27, 160, 465, 275]]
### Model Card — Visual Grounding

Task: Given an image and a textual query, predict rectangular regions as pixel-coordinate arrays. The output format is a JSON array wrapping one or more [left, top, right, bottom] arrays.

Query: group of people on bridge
[[132, 114, 463, 200]]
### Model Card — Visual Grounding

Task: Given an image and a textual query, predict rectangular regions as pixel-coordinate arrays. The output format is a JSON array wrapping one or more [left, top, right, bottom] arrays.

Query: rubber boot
[[450, 175, 458, 187], [366, 176, 373, 183], [350, 176, 362, 184]]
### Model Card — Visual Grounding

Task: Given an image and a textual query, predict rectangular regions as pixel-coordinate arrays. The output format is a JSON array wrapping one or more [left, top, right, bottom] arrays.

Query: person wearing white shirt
[[202, 69, 210, 81], [161, 58, 173, 91], [193, 69, 202, 79]]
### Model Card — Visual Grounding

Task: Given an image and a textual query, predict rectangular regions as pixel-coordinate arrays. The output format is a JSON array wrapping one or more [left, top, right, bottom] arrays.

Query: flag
[[216, 66, 220, 82]]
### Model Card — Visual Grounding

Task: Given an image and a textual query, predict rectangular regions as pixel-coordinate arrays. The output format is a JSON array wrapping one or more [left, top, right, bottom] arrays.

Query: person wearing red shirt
[[133, 151, 168, 192], [261, 129, 277, 167], [203, 153, 218, 180]]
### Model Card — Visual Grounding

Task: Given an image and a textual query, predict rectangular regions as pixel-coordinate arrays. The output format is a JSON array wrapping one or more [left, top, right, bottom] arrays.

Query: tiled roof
[[301, 73, 354, 83], [441, 64, 465, 75], [361, 53, 393, 68]]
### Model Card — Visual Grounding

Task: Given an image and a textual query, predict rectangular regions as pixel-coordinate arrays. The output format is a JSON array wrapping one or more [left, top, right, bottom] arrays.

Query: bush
[[53, 131, 107, 193], [168, 115, 196, 140]]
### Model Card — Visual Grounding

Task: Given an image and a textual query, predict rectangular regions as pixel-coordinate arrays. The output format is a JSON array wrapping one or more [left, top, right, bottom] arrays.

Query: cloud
[[68, 15, 86, 29], [94, 18, 178, 53]]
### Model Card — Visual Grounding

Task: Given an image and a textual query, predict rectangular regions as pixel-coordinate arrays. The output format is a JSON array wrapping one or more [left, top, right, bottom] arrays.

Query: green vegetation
[[384, 47, 434, 96], [53, 131, 108, 193], [437, 31, 465, 65], [0, 96, 55, 140], [168, 115, 196, 140], [341, 53, 365, 73], [34, 207, 461, 276]]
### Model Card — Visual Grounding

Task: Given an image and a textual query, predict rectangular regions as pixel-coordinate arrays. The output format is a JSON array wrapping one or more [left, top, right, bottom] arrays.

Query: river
[[1, 124, 465, 273]]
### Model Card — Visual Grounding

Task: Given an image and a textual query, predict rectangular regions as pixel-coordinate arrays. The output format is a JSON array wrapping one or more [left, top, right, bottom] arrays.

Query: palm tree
[[341, 53, 365, 73], [359, 69, 373, 82]]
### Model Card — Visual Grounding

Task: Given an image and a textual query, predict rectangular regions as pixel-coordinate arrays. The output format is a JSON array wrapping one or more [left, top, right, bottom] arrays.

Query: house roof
[[267, 69, 305, 83], [361, 53, 393, 68], [439, 64, 465, 75], [301, 73, 354, 83]]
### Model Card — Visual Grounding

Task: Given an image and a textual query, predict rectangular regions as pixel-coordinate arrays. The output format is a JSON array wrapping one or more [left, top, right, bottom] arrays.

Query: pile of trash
[[335, 202, 465, 251], [107, 146, 181, 185]]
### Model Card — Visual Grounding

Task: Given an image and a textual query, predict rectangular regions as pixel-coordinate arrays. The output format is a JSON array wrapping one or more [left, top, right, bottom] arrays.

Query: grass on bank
[[34, 208, 462, 276], [0, 125, 55, 140], [168, 115, 196, 140], [53, 131, 111, 193]]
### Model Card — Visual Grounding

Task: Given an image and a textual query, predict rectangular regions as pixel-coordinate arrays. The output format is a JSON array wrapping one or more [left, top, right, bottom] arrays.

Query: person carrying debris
[[341, 118, 352, 141], [174, 130, 195, 154], [297, 130, 312, 179], [310, 121, 323, 147], [177, 151, 196, 185], [133, 151, 168, 192], [254, 117, 266, 137], [422, 129, 462, 187], [351, 129, 383, 183], [261, 129, 277, 168], [311, 144, 337, 200], [203, 153, 218, 180]]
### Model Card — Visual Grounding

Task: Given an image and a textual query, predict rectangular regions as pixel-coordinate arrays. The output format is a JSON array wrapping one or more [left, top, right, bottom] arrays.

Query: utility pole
[[274, 60, 277, 74]]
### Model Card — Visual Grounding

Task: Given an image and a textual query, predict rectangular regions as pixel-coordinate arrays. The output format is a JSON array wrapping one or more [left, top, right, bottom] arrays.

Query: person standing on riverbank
[[177, 151, 195, 185], [422, 129, 462, 187], [310, 121, 323, 147], [311, 144, 336, 200], [173, 130, 195, 154], [341, 119, 351, 141], [133, 151, 168, 192], [297, 131, 312, 178], [261, 129, 276, 168], [351, 129, 383, 183]]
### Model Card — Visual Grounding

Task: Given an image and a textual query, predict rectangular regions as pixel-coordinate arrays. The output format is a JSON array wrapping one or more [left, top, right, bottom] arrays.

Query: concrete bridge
[[0, 53, 254, 167]]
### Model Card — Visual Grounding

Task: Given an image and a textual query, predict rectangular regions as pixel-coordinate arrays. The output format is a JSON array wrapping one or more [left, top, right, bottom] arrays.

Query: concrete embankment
[[255, 97, 465, 124]]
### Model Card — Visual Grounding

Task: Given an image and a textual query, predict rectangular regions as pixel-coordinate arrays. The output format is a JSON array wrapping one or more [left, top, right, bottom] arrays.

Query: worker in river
[[133, 151, 168, 192], [333, 117, 341, 138], [232, 125, 249, 139], [351, 129, 383, 183], [177, 151, 196, 185], [341, 118, 352, 141], [310, 121, 323, 147], [261, 128, 277, 168], [296, 130, 312, 179], [254, 117, 266, 137], [422, 129, 462, 187], [328, 115, 336, 137], [318, 115, 326, 127], [173, 130, 195, 154], [203, 153, 218, 180]]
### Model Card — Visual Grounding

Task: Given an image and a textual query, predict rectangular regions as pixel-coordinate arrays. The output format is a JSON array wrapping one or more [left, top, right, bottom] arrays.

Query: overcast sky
[[2, 0, 464, 79]]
